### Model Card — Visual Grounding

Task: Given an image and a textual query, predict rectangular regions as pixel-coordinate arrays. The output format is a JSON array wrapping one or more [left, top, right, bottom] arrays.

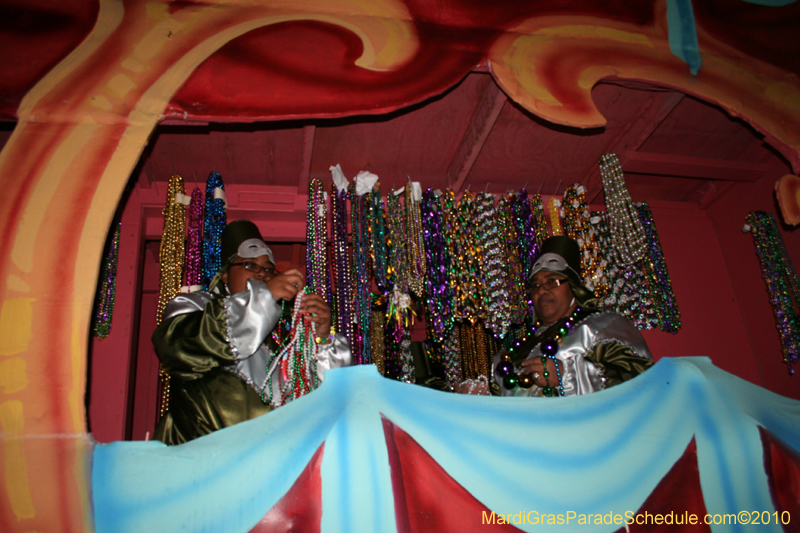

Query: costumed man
[[492, 236, 653, 397], [152, 220, 352, 444]]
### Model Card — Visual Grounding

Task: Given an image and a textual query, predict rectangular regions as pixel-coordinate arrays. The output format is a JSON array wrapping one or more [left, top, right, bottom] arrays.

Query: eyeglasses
[[229, 262, 276, 277], [530, 277, 567, 293]]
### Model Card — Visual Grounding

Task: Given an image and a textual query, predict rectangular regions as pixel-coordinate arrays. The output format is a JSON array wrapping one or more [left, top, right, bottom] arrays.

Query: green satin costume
[[152, 280, 351, 445], [152, 296, 273, 445]]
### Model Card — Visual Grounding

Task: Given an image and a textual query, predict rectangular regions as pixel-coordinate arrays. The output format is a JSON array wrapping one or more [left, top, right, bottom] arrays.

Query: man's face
[[222, 254, 276, 295], [530, 270, 574, 325]]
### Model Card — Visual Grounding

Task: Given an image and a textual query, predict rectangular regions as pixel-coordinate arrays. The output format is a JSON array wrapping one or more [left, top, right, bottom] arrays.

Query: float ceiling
[[134, 71, 786, 208]]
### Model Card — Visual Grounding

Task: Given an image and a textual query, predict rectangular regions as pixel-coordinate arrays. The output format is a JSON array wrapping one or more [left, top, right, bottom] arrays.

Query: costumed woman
[[492, 236, 653, 397], [152, 220, 352, 444]]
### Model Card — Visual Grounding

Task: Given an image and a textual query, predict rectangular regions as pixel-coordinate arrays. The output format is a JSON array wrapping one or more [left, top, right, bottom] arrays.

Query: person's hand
[[266, 268, 305, 302], [454, 377, 489, 395], [301, 293, 332, 339], [520, 355, 562, 388]]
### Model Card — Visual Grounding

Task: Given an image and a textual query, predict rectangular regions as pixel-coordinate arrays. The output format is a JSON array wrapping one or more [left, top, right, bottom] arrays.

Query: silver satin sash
[[162, 280, 352, 397], [493, 312, 652, 397]]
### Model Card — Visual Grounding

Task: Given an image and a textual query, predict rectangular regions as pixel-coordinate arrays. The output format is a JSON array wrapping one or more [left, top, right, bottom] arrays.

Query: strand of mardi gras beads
[[443, 326, 462, 387], [746, 211, 800, 374], [497, 194, 528, 326], [155, 174, 186, 421], [157, 174, 186, 324], [510, 188, 537, 281], [475, 192, 512, 337], [421, 189, 453, 344], [562, 184, 606, 294], [385, 188, 415, 382], [406, 184, 427, 297], [370, 306, 386, 375], [454, 191, 485, 323], [458, 321, 492, 381], [524, 190, 548, 318], [548, 196, 563, 236], [183, 187, 204, 290], [441, 191, 463, 319], [530, 192, 549, 251], [593, 211, 657, 329], [306, 179, 329, 301], [386, 190, 408, 293], [202, 171, 226, 289], [93, 222, 121, 338], [439, 191, 465, 386], [371, 187, 390, 292], [331, 185, 354, 343], [638, 202, 681, 333], [352, 188, 372, 364], [421, 189, 461, 387], [261, 289, 321, 407], [599, 153, 646, 266]]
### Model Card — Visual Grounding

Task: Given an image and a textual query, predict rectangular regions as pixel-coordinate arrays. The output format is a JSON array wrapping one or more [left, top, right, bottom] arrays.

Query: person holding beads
[[490, 235, 653, 397], [152, 220, 351, 444]]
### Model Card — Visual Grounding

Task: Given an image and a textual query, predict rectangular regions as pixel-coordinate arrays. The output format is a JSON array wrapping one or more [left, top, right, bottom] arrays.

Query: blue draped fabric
[[666, 0, 702, 75], [93, 358, 800, 533]]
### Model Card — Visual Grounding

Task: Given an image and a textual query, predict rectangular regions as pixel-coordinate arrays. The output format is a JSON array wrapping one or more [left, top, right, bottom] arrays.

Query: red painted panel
[[611, 439, 710, 532], [383, 417, 710, 533], [760, 427, 800, 523], [382, 417, 524, 532], [250, 445, 325, 533]]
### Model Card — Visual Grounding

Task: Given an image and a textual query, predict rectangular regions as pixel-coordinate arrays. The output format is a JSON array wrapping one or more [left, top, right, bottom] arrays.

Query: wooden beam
[[297, 124, 315, 194], [698, 181, 737, 210], [585, 91, 685, 203], [623, 151, 768, 182], [447, 75, 506, 193]]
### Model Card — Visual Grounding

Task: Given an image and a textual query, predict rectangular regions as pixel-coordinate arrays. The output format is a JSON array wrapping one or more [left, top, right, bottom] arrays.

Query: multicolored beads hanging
[[420, 189, 453, 344], [431, 190, 464, 386], [638, 202, 681, 333], [92, 222, 121, 339], [261, 289, 320, 408], [746, 211, 800, 374], [183, 187, 204, 290], [453, 191, 485, 323], [599, 153, 646, 266], [596, 210, 658, 329], [386, 190, 408, 292], [385, 188, 415, 382], [202, 171, 226, 289], [496, 195, 528, 325], [509, 188, 537, 280]]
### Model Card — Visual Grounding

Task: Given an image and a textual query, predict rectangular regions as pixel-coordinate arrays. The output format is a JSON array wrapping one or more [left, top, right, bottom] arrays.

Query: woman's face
[[222, 254, 276, 294], [530, 270, 575, 325]]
